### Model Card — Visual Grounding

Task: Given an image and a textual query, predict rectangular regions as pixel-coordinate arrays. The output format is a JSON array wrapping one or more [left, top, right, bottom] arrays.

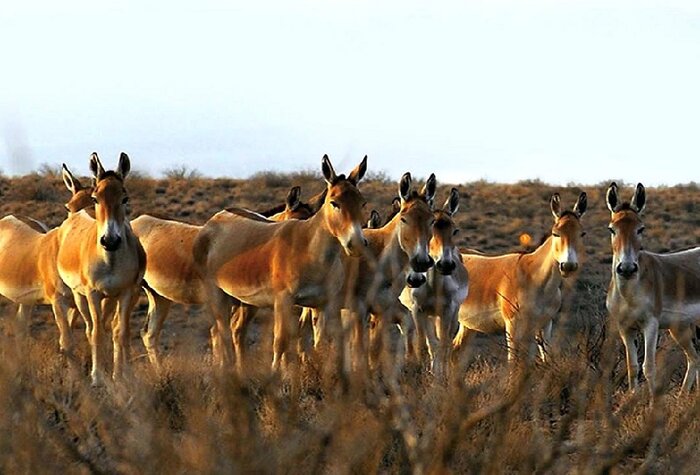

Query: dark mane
[[225, 207, 275, 223], [260, 202, 314, 218]]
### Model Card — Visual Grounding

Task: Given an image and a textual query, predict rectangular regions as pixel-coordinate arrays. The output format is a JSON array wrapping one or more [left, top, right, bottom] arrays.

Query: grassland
[[1, 168, 699, 473]]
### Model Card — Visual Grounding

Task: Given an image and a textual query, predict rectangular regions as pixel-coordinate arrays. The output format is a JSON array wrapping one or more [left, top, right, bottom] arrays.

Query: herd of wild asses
[[0, 152, 699, 397]]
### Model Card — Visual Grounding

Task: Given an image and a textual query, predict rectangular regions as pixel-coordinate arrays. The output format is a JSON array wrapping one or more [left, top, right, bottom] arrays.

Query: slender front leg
[[619, 327, 639, 391], [203, 283, 234, 367], [141, 287, 172, 369], [113, 288, 139, 381], [642, 318, 659, 398], [86, 291, 105, 385], [437, 305, 458, 379], [51, 296, 73, 353], [537, 320, 553, 363]]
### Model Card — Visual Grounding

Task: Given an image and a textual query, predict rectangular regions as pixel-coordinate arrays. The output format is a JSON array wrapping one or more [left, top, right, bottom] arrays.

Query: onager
[[57, 153, 146, 384], [606, 182, 700, 394], [401, 188, 468, 377], [193, 155, 368, 375], [132, 185, 321, 369], [453, 192, 587, 365], [0, 164, 94, 352]]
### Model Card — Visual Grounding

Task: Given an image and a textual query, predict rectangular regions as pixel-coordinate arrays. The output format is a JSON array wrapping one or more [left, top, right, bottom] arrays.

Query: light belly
[[658, 301, 700, 328], [0, 283, 46, 305], [458, 303, 505, 334]]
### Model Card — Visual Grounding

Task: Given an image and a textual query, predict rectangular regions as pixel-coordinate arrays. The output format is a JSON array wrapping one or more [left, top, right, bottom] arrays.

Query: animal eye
[[637, 227, 645, 235], [552, 232, 560, 237], [581, 231, 587, 237], [122, 196, 130, 204], [400, 217, 407, 224], [330, 201, 340, 209], [452, 229, 459, 236], [91, 196, 98, 204], [362, 202, 367, 208], [608, 227, 615, 235], [430, 220, 436, 226]]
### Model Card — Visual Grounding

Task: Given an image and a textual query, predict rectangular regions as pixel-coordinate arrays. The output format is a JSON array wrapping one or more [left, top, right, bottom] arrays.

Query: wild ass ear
[[399, 172, 412, 203], [307, 187, 328, 214], [89, 152, 105, 180], [62, 163, 82, 195], [321, 154, 337, 186], [116, 152, 131, 180], [367, 209, 381, 229], [573, 191, 587, 217], [421, 173, 437, 207], [606, 182, 619, 213], [391, 197, 401, 215], [631, 183, 646, 214], [285, 186, 302, 211], [443, 187, 460, 216], [347, 155, 367, 186], [550, 193, 562, 219]]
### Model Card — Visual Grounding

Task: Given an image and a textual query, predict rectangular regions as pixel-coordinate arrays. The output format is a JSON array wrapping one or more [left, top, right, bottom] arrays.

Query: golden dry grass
[[1, 170, 699, 473]]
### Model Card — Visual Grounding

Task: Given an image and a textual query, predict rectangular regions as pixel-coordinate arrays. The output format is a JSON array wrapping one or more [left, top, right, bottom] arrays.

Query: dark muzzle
[[616, 262, 638, 279], [410, 255, 434, 273], [407, 273, 427, 288], [100, 235, 122, 252], [435, 259, 456, 275]]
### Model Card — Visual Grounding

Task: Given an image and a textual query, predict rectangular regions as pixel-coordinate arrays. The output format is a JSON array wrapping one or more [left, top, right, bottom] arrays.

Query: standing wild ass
[[57, 153, 146, 384], [401, 188, 468, 377], [0, 165, 94, 352], [606, 182, 700, 395], [453, 192, 587, 365], [193, 155, 368, 375]]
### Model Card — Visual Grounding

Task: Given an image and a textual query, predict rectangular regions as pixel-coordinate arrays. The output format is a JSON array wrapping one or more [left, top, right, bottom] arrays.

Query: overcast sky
[[1, 0, 699, 185]]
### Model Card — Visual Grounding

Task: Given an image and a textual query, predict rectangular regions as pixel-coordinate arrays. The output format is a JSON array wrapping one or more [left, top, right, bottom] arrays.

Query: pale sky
[[2, 0, 699, 185]]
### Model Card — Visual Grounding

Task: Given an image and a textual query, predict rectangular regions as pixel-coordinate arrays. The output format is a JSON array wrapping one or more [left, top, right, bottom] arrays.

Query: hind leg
[[15, 304, 33, 339], [141, 287, 172, 369], [231, 304, 256, 374], [670, 325, 700, 392]]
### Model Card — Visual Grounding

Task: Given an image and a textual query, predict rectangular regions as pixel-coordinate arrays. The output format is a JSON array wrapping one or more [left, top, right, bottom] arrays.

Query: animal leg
[[141, 287, 171, 369], [86, 291, 105, 386], [113, 288, 138, 381], [51, 296, 73, 353], [642, 319, 659, 398], [669, 325, 699, 392], [204, 285, 234, 367], [231, 304, 255, 374], [451, 322, 474, 374], [15, 304, 33, 339], [619, 327, 639, 391], [536, 320, 553, 363]]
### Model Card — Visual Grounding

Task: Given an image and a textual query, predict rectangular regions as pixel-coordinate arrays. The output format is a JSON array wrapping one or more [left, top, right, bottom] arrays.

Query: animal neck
[[522, 235, 561, 288], [306, 206, 345, 260]]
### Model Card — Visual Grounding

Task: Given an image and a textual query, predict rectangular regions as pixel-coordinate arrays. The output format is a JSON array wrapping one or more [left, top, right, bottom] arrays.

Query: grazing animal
[[400, 188, 468, 377], [453, 192, 587, 364], [193, 155, 368, 374], [57, 153, 146, 384], [132, 185, 321, 369], [606, 182, 700, 394], [0, 165, 94, 352]]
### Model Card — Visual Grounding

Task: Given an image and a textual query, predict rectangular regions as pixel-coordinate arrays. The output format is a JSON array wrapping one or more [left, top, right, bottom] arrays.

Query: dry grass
[[1, 172, 699, 473]]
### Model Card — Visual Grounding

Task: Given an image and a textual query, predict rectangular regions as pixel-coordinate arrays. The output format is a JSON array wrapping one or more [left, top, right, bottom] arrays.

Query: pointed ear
[[421, 173, 437, 207], [368, 209, 381, 229], [391, 197, 401, 214], [321, 154, 337, 186], [307, 187, 328, 214], [116, 152, 131, 179], [399, 172, 412, 203], [606, 182, 619, 213], [347, 155, 367, 185], [550, 193, 562, 219], [443, 187, 460, 216], [89, 152, 105, 180], [285, 186, 301, 211], [573, 191, 587, 217], [631, 183, 646, 214], [61, 164, 82, 195]]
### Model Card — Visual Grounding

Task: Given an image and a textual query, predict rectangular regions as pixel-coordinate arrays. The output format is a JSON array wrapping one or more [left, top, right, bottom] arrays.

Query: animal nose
[[559, 262, 578, 274], [100, 235, 122, 252], [410, 255, 434, 273], [406, 273, 426, 288], [616, 262, 638, 278], [436, 259, 456, 275]]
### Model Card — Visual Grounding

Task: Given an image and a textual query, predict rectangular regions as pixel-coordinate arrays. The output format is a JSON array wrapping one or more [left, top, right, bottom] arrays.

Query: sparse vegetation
[[0, 172, 699, 472]]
